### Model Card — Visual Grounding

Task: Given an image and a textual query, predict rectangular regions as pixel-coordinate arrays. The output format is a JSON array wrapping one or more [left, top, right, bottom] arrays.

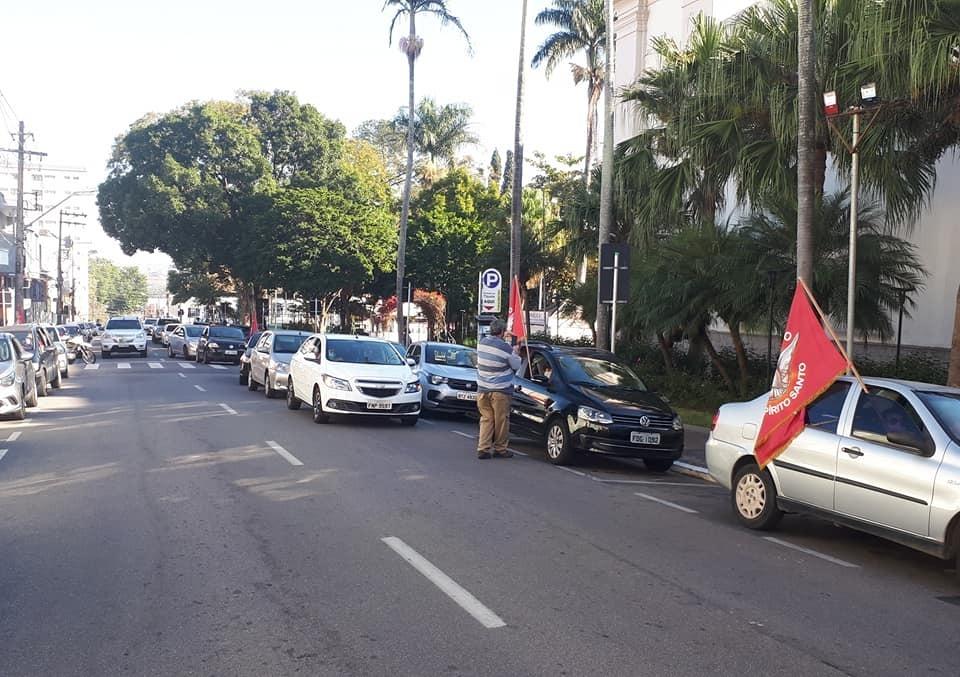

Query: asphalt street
[[0, 343, 958, 676]]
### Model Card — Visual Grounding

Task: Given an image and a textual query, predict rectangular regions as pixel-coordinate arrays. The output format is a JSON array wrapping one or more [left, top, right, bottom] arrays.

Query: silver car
[[246, 330, 311, 398], [406, 341, 479, 415], [0, 333, 38, 419], [42, 325, 70, 379], [160, 323, 179, 347], [707, 376, 960, 573], [167, 324, 203, 359]]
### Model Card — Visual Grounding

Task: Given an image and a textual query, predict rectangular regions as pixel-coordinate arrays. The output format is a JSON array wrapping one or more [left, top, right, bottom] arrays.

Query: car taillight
[[711, 411, 719, 431]]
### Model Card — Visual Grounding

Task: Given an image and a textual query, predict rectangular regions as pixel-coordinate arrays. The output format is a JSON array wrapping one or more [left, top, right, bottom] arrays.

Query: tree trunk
[[948, 284, 960, 387], [584, 82, 601, 185], [595, 0, 615, 351], [656, 332, 675, 374], [510, 0, 528, 289], [728, 321, 751, 396], [796, 0, 816, 286], [395, 11, 417, 346], [701, 329, 736, 392]]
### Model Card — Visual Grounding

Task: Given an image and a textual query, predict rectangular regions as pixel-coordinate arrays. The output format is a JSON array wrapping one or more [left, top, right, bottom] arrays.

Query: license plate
[[224, 350, 238, 355], [118, 339, 127, 344], [456, 392, 478, 401], [630, 431, 660, 445], [367, 402, 392, 410]]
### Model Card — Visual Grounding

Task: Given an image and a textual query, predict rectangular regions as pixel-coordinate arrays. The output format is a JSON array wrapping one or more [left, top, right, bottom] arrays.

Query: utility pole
[[596, 0, 615, 349], [57, 209, 86, 324], [1, 122, 47, 323]]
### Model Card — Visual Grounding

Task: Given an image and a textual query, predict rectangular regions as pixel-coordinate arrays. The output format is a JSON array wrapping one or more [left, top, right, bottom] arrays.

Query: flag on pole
[[506, 276, 527, 342], [249, 311, 259, 334], [754, 284, 849, 468]]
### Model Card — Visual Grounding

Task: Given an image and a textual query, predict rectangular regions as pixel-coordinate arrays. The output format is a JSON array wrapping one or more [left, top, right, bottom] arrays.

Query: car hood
[[573, 384, 673, 416], [106, 328, 142, 337], [420, 363, 477, 381], [326, 362, 415, 383]]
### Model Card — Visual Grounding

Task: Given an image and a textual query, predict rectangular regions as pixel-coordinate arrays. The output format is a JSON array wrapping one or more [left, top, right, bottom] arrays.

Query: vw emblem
[[639, 415, 650, 427]]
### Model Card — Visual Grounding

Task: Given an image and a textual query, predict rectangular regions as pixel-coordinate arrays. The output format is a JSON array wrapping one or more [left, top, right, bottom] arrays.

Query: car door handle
[[514, 384, 522, 393], [842, 446, 863, 458]]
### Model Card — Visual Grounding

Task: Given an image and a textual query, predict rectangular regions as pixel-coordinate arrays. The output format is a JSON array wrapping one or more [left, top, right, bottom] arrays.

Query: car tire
[[731, 463, 783, 531], [184, 347, 190, 361], [286, 379, 301, 410], [312, 386, 329, 424], [25, 381, 38, 408], [203, 351, 211, 365], [12, 389, 25, 420], [37, 371, 48, 397], [644, 458, 674, 473], [61, 365, 70, 380], [102, 350, 110, 359], [264, 371, 275, 399], [139, 349, 147, 358], [239, 366, 249, 386], [51, 366, 62, 389], [545, 417, 576, 465], [400, 415, 418, 427], [247, 371, 258, 391]]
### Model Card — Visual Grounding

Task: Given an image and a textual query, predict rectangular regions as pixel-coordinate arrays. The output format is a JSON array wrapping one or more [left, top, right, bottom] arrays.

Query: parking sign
[[478, 268, 502, 313]]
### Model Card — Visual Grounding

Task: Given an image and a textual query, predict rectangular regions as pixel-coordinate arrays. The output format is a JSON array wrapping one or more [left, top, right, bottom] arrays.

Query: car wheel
[[51, 366, 62, 389], [545, 418, 576, 465], [203, 351, 211, 365], [239, 366, 249, 386], [61, 365, 70, 379], [12, 389, 25, 420], [247, 370, 258, 391], [264, 371, 275, 399], [312, 386, 329, 424], [731, 463, 783, 530], [286, 379, 301, 410], [644, 458, 674, 473], [25, 381, 38, 407], [139, 349, 147, 358], [37, 371, 48, 397], [400, 415, 419, 427], [168, 345, 174, 358], [102, 350, 110, 359], [184, 347, 191, 361]]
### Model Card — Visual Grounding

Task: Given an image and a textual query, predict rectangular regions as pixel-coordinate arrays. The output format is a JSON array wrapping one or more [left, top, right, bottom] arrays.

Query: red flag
[[249, 312, 259, 334], [754, 285, 849, 468], [506, 277, 527, 342]]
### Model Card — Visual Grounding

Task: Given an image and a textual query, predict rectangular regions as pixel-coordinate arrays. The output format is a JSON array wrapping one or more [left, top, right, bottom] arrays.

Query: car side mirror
[[21, 351, 34, 361], [406, 357, 417, 367], [887, 430, 933, 455]]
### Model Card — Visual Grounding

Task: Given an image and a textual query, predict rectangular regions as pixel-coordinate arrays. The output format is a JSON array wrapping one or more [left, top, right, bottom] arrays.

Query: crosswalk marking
[[179, 363, 196, 369], [85, 363, 100, 370], [148, 362, 162, 369], [117, 362, 131, 369], [210, 365, 228, 370]]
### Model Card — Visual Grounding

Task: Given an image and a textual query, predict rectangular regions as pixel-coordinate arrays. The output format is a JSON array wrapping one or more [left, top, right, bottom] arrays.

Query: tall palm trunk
[[796, 0, 816, 285], [584, 80, 601, 184], [396, 11, 418, 345], [949, 284, 960, 387], [595, 0, 614, 350], [510, 0, 528, 287]]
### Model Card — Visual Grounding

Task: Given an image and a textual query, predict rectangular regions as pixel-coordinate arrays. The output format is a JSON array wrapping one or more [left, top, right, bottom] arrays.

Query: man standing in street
[[476, 319, 522, 459]]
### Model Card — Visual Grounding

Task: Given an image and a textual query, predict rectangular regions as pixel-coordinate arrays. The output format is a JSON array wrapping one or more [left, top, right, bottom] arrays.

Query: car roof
[[0, 324, 37, 332], [839, 375, 960, 394], [422, 341, 473, 349], [108, 316, 141, 320], [324, 334, 393, 343], [266, 330, 312, 337], [525, 342, 616, 359]]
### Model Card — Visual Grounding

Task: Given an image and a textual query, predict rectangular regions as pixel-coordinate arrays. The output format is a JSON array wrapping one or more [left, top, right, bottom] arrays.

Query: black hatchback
[[196, 325, 246, 364], [510, 343, 683, 470]]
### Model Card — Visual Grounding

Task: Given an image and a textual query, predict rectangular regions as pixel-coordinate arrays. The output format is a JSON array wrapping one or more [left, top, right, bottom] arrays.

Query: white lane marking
[[0, 449, 7, 462], [556, 466, 588, 477], [148, 362, 163, 369], [763, 537, 860, 569], [6, 431, 21, 442], [210, 365, 227, 370], [194, 385, 207, 392], [674, 460, 712, 475], [381, 536, 506, 629], [178, 373, 187, 379], [418, 418, 435, 425], [452, 431, 476, 440], [117, 362, 131, 369], [84, 363, 100, 370], [595, 478, 716, 487], [634, 492, 698, 514], [265, 440, 304, 467], [179, 363, 196, 369], [508, 448, 528, 457], [218, 403, 238, 416]]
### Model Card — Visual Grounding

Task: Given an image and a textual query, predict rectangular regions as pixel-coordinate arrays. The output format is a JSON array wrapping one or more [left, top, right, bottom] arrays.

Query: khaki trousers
[[477, 391, 511, 454]]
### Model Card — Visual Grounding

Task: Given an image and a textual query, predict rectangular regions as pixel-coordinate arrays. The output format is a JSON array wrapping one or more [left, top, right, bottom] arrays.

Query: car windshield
[[106, 319, 141, 330], [9, 331, 33, 350], [917, 391, 960, 443], [185, 326, 203, 338], [326, 339, 403, 365], [0, 338, 12, 362], [164, 324, 178, 332], [209, 327, 244, 340], [274, 335, 306, 353], [246, 332, 262, 348], [426, 345, 477, 368], [558, 355, 647, 390], [144, 319, 158, 326], [59, 325, 80, 337]]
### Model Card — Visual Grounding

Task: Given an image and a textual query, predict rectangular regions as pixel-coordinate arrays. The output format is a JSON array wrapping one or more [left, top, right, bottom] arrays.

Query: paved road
[[0, 344, 957, 676]]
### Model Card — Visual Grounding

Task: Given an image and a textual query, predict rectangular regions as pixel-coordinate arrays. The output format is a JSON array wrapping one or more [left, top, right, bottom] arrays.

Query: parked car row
[[0, 323, 80, 420]]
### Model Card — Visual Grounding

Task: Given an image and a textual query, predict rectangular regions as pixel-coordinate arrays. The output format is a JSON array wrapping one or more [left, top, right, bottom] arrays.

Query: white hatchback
[[285, 334, 421, 426]]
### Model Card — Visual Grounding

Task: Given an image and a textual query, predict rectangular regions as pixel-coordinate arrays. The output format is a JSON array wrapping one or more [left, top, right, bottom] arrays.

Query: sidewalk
[[674, 425, 711, 481]]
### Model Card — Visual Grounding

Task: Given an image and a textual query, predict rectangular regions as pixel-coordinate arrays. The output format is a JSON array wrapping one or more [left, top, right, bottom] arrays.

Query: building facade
[[613, 0, 960, 353]]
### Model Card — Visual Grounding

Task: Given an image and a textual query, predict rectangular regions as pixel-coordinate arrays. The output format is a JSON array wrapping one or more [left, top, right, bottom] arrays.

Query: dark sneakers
[[493, 450, 514, 458], [477, 452, 492, 460]]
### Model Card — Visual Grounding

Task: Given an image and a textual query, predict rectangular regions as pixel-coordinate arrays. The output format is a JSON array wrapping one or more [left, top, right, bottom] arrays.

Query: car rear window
[[274, 335, 307, 353], [9, 331, 33, 350], [210, 327, 244, 340], [326, 339, 403, 365], [0, 338, 12, 362], [106, 319, 141, 330], [426, 345, 477, 367], [184, 326, 203, 337]]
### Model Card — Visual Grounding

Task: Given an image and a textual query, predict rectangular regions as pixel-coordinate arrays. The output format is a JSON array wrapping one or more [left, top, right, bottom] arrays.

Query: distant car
[[238, 331, 263, 385], [101, 316, 147, 358], [246, 330, 311, 398], [509, 342, 684, 469], [159, 323, 179, 347], [2, 324, 61, 395], [286, 334, 421, 425], [57, 324, 82, 362], [196, 325, 246, 364], [168, 324, 204, 359], [0, 333, 38, 418], [152, 318, 179, 344], [406, 341, 479, 415], [42, 325, 70, 380], [708, 376, 960, 574], [143, 318, 159, 337]]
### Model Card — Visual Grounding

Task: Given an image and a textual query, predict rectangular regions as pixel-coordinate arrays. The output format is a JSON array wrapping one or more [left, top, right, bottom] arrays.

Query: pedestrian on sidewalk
[[476, 319, 522, 459]]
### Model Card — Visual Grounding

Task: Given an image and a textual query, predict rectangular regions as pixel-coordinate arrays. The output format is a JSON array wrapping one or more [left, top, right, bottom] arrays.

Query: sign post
[[599, 243, 630, 353], [478, 268, 502, 314]]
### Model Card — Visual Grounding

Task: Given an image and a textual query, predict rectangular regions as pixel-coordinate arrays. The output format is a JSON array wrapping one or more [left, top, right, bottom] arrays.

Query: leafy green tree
[[383, 0, 472, 343], [489, 149, 503, 188], [89, 258, 148, 317], [392, 98, 478, 166], [167, 268, 233, 307]]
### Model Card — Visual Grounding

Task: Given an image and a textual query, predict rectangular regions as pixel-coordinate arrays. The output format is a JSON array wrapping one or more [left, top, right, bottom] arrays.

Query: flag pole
[[796, 277, 868, 393], [515, 276, 533, 369]]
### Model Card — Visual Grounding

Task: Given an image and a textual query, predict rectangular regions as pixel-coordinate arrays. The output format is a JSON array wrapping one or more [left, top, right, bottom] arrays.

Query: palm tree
[[383, 0, 471, 344], [392, 98, 479, 168], [796, 0, 816, 285], [532, 0, 606, 183]]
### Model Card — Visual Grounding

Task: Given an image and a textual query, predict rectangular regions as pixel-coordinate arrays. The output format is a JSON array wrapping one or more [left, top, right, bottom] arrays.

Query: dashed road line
[[556, 466, 588, 477], [382, 536, 506, 629], [178, 373, 187, 379], [452, 431, 476, 440], [218, 403, 238, 416], [117, 362, 131, 369], [0, 449, 7, 463], [6, 431, 21, 442], [763, 537, 860, 569], [418, 418, 435, 425], [84, 363, 100, 370], [265, 440, 304, 467], [179, 363, 196, 369], [634, 492, 699, 514], [595, 477, 716, 487], [194, 385, 207, 392], [210, 365, 228, 370], [148, 362, 163, 369]]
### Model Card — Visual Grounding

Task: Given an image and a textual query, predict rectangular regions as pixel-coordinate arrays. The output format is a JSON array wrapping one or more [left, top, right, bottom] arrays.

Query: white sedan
[[285, 334, 421, 426]]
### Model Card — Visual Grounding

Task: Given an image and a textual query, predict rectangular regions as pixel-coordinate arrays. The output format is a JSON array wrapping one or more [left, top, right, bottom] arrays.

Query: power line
[[0, 89, 18, 138]]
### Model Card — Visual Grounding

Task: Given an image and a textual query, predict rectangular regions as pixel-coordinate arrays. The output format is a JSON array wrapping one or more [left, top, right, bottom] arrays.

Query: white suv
[[285, 334, 421, 425], [101, 316, 147, 358]]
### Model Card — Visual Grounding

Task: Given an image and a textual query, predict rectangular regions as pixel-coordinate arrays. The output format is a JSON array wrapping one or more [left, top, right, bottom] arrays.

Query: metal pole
[[57, 211, 64, 324], [406, 282, 413, 345], [846, 111, 860, 372], [595, 0, 616, 349], [610, 251, 619, 353], [14, 122, 25, 323], [767, 270, 776, 381]]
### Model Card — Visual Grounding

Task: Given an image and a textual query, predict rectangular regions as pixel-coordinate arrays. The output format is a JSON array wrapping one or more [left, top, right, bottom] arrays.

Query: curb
[[670, 460, 716, 483]]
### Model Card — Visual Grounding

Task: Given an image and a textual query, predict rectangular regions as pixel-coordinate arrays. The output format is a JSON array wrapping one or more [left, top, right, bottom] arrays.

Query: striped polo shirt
[[477, 335, 522, 393]]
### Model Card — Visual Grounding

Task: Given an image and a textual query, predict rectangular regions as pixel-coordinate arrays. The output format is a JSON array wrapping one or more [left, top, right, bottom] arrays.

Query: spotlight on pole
[[859, 82, 879, 107], [823, 91, 839, 117]]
